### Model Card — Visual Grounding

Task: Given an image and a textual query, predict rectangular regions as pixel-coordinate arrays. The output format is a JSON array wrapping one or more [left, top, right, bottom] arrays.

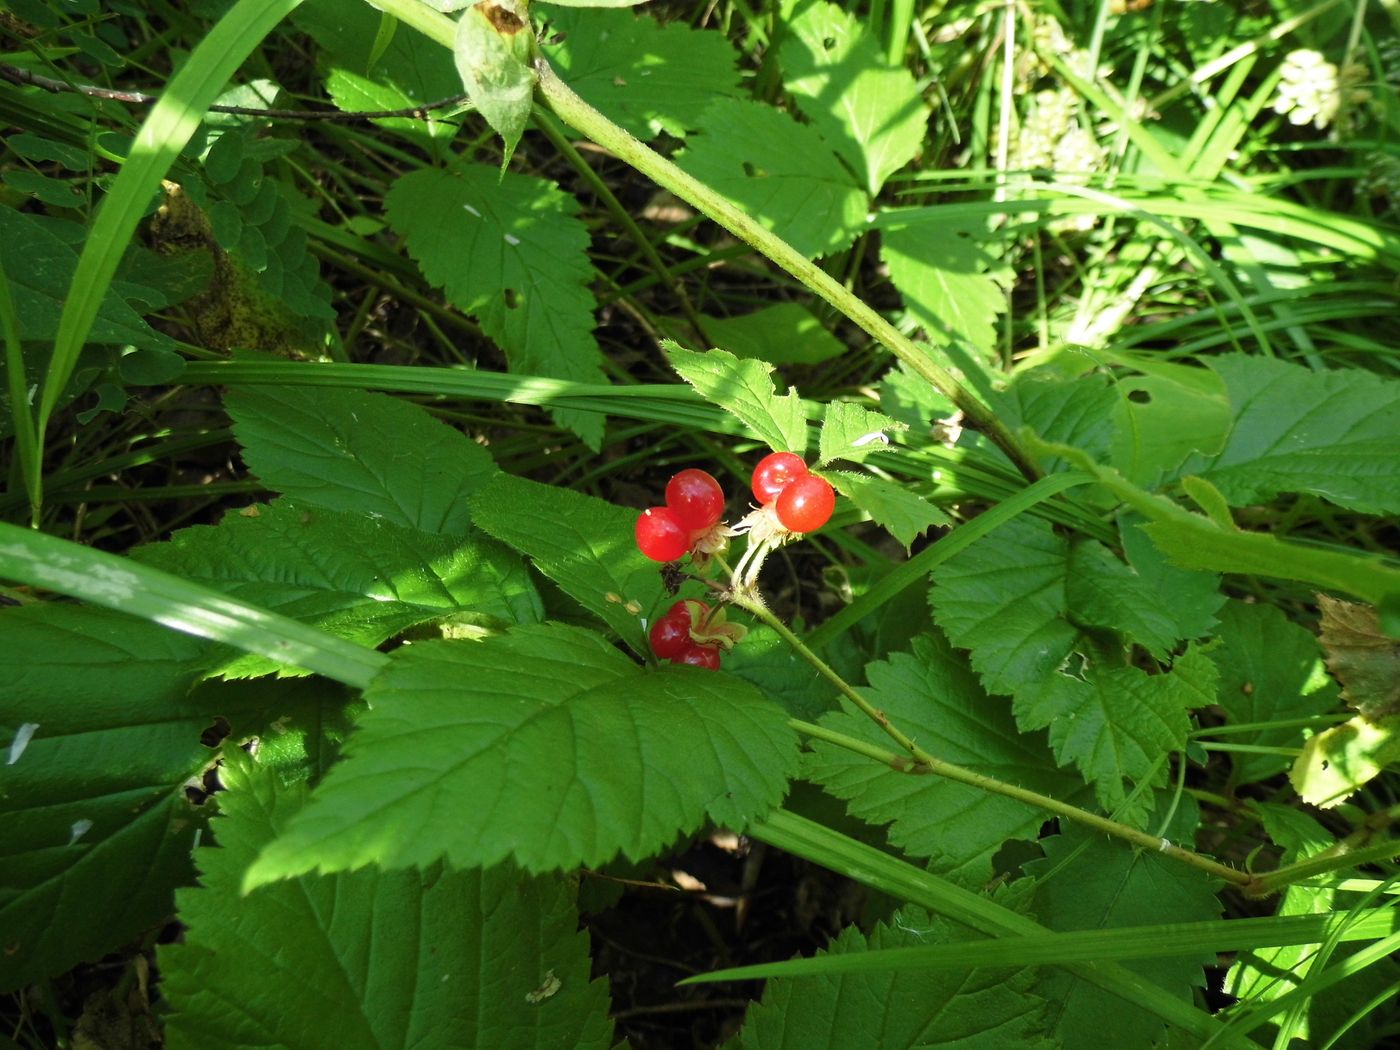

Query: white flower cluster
[[1010, 88, 1107, 184], [1272, 49, 1368, 131]]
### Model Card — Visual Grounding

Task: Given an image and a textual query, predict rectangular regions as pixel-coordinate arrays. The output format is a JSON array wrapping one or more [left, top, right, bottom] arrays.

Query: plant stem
[[730, 590, 1252, 888], [531, 59, 1043, 484]]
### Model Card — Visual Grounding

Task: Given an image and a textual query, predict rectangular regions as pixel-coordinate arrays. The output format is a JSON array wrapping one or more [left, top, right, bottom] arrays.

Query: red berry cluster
[[635, 468, 726, 562], [751, 452, 834, 533], [649, 599, 722, 669]]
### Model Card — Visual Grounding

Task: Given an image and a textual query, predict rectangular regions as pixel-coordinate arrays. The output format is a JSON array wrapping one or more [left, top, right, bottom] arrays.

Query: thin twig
[[0, 62, 468, 122]]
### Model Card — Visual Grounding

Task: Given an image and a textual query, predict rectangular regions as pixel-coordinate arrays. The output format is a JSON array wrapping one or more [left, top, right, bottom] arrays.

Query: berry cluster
[[749, 452, 834, 533], [648, 598, 746, 670], [635, 468, 727, 563]]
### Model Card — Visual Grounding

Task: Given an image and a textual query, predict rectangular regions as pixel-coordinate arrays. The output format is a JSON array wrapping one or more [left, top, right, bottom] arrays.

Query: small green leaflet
[[807, 633, 1086, 887], [244, 624, 799, 883], [1182, 354, 1400, 515], [133, 501, 542, 678], [881, 218, 1005, 364], [676, 98, 868, 259], [161, 752, 617, 1050], [385, 166, 609, 448], [730, 907, 1052, 1049], [227, 385, 497, 536], [1291, 713, 1400, 808], [1003, 368, 1119, 469], [539, 7, 742, 139], [817, 401, 906, 465], [777, 0, 928, 195], [453, 0, 536, 165], [827, 471, 947, 549], [664, 342, 808, 455], [1029, 813, 1222, 1050], [471, 472, 664, 655], [1109, 364, 1231, 488]]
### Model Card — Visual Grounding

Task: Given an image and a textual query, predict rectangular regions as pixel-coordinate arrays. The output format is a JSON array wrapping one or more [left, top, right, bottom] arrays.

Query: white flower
[[1273, 49, 1359, 130]]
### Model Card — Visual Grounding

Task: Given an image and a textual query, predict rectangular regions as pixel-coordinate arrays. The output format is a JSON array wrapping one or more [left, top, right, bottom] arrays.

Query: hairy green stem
[[729, 592, 1253, 888], [530, 60, 1042, 482]]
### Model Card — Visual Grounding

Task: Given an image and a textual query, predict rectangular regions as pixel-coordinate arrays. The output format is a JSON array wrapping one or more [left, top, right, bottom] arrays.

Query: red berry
[[649, 600, 708, 660], [775, 473, 835, 533], [672, 643, 721, 670], [751, 451, 808, 504], [635, 507, 691, 562], [665, 469, 725, 531]]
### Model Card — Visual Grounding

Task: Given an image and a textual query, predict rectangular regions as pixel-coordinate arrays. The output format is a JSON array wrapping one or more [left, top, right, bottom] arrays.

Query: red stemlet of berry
[[665, 468, 725, 532], [635, 506, 692, 562], [751, 451, 808, 505]]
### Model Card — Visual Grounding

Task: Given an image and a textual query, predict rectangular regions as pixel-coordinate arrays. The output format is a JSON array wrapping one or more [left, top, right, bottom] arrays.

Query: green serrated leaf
[[777, 0, 928, 194], [227, 385, 497, 535], [453, 0, 537, 164], [817, 401, 906, 465], [1209, 601, 1338, 786], [1182, 354, 1400, 515], [827, 471, 947, 549], [385, 165, 608, 448], [807, 633, 1086, 886], [161, 752, 617, 1050], [877, 359, 956, 430], [1015, 645, 1215, 816], [539, 7, 742, 139], [134, 501, 541, 678], [663, 342, 808, 455], [1004, 367, 1119, 470], [676, 302, 847, 366], [732, 906, 1052, 1049], [0, 604, 350, 992], [932, 518, 1218, 815], [881, 219, 1004, 362], [1065, 539, 1218, 661], [244, 624, 799, 883], [471, 472, 664, 654], [676, 98, 867, 259], [1029, 814, 1222, 1050]]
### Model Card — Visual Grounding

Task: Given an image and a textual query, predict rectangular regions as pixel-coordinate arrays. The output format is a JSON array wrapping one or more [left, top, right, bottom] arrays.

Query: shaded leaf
[[228, 385, 497, 535], [161, 752, 616, 1050], [678, 302, 847, 366], [134, 501, 541, 678], [471, 472, 664, 655], [807, 633, 1085, 886], [731, 907, 1052, 1049], [882, 220, 1004, 362], [385, 165, 608, 448], [1110, 364, 1231, 488]]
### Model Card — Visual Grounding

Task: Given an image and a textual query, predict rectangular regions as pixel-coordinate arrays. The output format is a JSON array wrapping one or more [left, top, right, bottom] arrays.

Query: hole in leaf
[[822, 36, 836, 50], [503, 287, 521, 310], [741, 161, 758, 178], [1128, 389, 1152, 404], [199, 715, 231, 748]]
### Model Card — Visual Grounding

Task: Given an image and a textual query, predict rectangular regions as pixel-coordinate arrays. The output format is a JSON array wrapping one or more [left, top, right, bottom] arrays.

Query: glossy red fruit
[[672, 643, 721, 670], [665, 468, 725, 531], [775, 473, 835, 533], [751, 451, 808, 504], [649, 600, 707, 660], [635, 507, 691, 562]]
